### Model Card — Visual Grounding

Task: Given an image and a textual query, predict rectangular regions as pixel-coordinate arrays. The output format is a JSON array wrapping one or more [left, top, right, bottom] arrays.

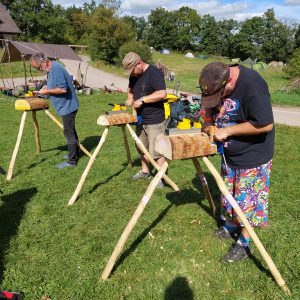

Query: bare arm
[[215, 122, 274, 142], [126, 87, 134, 106], [37, 87, 67, 95], [133, 89, 166, 108]]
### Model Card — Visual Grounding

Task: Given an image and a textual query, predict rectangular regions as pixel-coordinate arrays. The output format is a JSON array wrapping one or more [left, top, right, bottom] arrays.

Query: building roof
[[0, 4, 22, 34], [1, 41, 82, 63]]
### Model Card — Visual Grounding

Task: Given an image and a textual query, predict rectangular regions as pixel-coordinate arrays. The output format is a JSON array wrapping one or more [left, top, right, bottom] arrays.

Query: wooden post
[[44, 109, 92, 158], [101, 161, 169, 281], [121, 125, 132, 168], [7, 111, 27, 181], [68, 127, 109, 206], [192, 158, 216, 215], [32, 110, 41, 153], [6, 40, 15, 89], [202, 156, 291, 295], [125, 124, 180, 192]]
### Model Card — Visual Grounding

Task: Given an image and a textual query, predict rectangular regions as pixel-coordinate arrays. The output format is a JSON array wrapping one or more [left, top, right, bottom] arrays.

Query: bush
[[117, 41, 152, 65], [284, 47, 300, 78]]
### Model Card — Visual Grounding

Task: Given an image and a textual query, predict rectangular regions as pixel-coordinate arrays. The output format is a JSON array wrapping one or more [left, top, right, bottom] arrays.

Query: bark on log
[[155, 133, 217, 160], [97, 113, 137, 126], [15, 98, 49, 111]]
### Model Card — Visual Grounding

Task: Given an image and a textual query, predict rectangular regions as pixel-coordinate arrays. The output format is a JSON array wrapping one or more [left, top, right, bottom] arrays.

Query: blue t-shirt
[[47, 61, 79, 116]]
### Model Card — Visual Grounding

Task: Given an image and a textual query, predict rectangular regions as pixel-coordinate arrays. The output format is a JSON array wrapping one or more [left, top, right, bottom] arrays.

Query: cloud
[[284, 0, 300, 6], [121, 0, 253, 20]]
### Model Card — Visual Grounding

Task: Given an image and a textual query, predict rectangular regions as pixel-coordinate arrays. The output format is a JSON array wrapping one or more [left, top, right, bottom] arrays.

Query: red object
[[0, 291, 23, 300]]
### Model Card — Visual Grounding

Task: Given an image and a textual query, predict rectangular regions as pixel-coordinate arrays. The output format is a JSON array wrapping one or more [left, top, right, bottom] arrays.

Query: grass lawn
[[91, 52, 300, 107], [0, 92, 299, 299]]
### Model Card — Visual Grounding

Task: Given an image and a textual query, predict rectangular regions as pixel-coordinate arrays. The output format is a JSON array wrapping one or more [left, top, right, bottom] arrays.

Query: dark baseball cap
[[122, 52, 140, 74], [199, 62, 230, 108]]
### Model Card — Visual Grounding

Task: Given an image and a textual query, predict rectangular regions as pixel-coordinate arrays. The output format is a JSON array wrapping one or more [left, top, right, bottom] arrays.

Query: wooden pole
[[121, 125, 132, 168], [31, 110, 41, 153], [44, 109, 92, 158], [202, 156, 291, 295], [7, 111, 27, 181], [68, 127, 109, 206], [125, 124, 180, 192], [101, 161, 169, 281], [192, 158, 216, 215], [5, 40, 15, 89]]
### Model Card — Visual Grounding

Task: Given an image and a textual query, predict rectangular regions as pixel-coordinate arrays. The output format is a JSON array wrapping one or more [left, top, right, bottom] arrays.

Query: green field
[[91, 52, 300, 107], [0, 92, 299, 299]]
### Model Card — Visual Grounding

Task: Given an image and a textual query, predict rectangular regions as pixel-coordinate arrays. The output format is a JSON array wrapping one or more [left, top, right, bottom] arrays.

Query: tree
[[198, 14, 221, 54], [87, 5, 134, 63], [260, 9, 295, 62], [230, 16, 264, 61], [10, 0, 70, 43], [146, 7, 177, 50], [217, 19, 239, 58], [122, 16, 148, 41], [173, 7, 200, 52], [295, 25, 300, 48], [284, 47, 300, 78]]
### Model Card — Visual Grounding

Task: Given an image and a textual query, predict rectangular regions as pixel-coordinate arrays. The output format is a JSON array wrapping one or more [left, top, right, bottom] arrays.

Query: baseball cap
[[199, 62, 230, 108], [122, 52, 140, 74]]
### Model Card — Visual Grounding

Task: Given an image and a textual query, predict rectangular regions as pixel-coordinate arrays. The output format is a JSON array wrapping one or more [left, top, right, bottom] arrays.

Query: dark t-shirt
[[214, 65, 275, 169], [129, 65, 166, 125]]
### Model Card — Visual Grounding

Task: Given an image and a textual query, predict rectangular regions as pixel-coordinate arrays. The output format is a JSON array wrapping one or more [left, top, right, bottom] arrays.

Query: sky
[[52, 0, 300, 23]]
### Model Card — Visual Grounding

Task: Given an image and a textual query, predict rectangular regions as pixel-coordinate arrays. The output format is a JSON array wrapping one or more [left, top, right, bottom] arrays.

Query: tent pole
[[22, 54, 28, 93], [0, 65, 6, 88], [5, 40, 15, 89]]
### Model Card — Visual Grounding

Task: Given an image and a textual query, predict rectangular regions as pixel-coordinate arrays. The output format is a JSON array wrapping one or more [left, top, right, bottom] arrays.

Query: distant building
[[0, 4, 21, 44]]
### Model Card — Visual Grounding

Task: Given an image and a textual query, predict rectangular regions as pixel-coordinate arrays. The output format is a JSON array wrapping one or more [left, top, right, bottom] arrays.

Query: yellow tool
[[177, 118, 191, 130]]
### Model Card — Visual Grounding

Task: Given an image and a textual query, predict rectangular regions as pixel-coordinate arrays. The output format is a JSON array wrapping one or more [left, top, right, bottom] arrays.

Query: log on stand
[[155, 132, 217, 160]]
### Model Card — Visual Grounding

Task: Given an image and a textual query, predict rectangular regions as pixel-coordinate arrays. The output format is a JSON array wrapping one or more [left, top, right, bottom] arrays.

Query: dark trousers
[[61, 110, 79, 165]]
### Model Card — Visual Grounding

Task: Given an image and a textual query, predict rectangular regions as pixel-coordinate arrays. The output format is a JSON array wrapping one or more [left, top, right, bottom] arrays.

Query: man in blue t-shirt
[[199, 62, 274, 262], [31, 52, 79, 169]]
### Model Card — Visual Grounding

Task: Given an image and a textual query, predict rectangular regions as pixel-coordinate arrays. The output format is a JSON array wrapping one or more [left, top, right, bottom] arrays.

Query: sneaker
[[214, 226, 236, 239], [221, 243, 252, 263], [132, 170, 150, 180], [56, 162, 76, 169], [156, 179, 164, 189], [63, 154, 69, 159]]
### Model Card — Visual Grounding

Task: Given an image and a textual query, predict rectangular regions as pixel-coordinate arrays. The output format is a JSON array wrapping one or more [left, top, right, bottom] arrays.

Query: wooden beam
[[101, 162, 169, 280], [15, 98, 49, 111], [155, 132, 217, 160], [97, 113, 137, 126], [7, 111, 27, 181]]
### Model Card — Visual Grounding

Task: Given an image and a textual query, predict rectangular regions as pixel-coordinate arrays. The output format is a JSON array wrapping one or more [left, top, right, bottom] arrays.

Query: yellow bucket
[[193, 121, 202, 129], [177, 118, 191, 130]]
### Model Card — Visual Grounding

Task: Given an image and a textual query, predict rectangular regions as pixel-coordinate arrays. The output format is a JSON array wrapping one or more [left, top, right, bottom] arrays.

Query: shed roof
[[0, 4, 21, 34], [1, 41, 82, 63]]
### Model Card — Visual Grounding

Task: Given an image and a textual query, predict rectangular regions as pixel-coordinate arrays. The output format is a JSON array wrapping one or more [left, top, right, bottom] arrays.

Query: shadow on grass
[[0, 187, 37, 283], [164, 170, 221, 222], [164, 276, 194, 300], [111, 203, 173, 275], [88, 165, 127, 194], [80, 135, 101, 153]]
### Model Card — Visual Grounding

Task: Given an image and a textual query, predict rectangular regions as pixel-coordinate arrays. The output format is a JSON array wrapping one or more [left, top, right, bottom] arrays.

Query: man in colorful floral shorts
[[199, 62, 274, 262]]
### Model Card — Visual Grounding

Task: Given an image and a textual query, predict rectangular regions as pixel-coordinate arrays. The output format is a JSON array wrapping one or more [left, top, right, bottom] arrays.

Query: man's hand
[[125, 98, 133, 106], [133, 99, 143, 109], [214, 127, 231, 142]]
